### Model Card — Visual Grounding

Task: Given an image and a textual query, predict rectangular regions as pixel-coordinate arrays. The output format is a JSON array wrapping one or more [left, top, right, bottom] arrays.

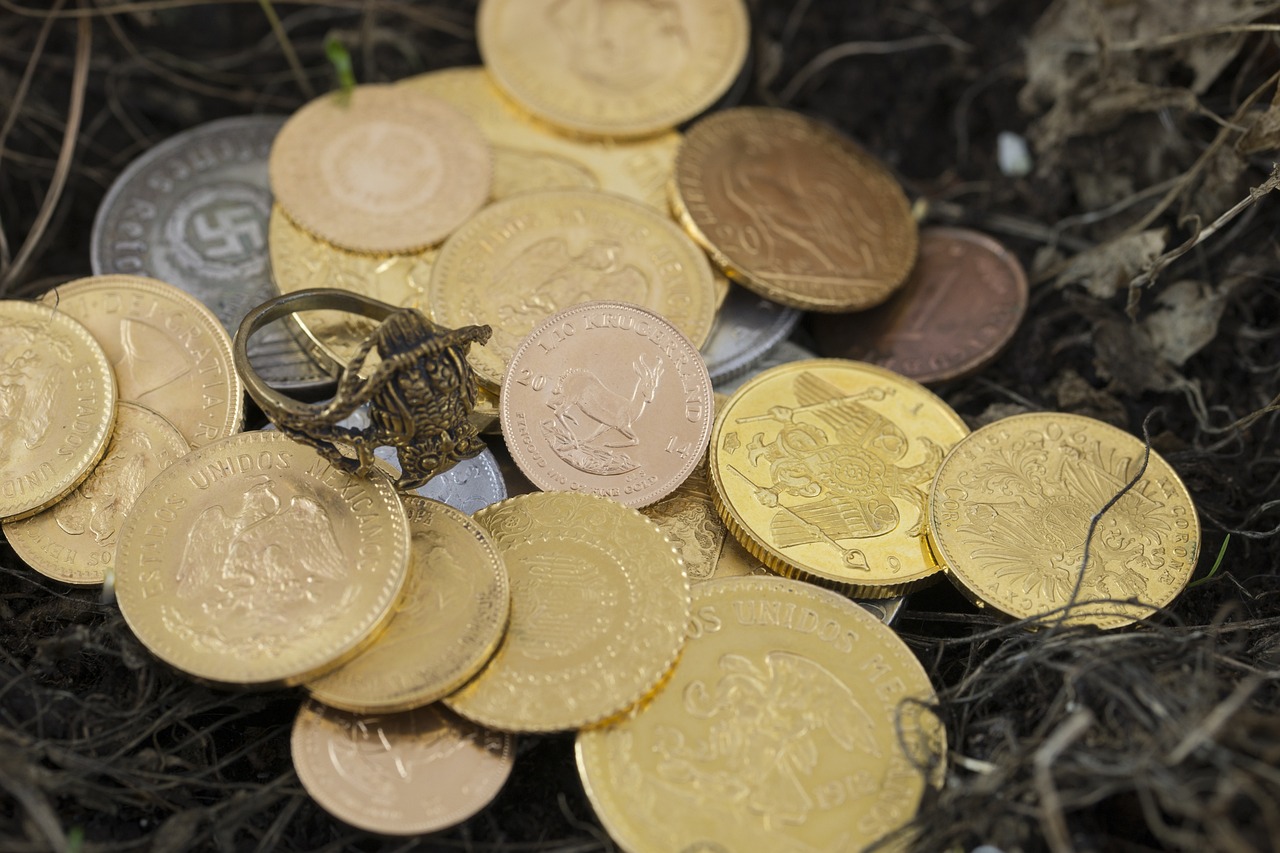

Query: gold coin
[[269, 84, 491, 254], [577, 576, 944, 853], [5, 402, 188, 584], [114, 431, 410, 688], [0, 300, 117, 522], [430, 189, 717, 390], [709, 359, 968, 597], [672, 107, 918, 312], [307, 496, 510, 713], [928, 412, 1201, 629], [292, 699, 514, 835], [42, 275, 244, 449], [445, 492, 690, 732]]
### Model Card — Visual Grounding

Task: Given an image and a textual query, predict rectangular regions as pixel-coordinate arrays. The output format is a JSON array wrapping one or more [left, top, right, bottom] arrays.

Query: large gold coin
[[5, 402, 188, 584], [577, 576, 944, 853], [672, 107, 918, 312], [429, 189, 717, 390], [43, 275, 244, 448], [928, 412, 1201, 629], [445, 492, 690, 732], [709, 359, 968, 597], [0, 300, 116, 521], [307, 496, 510, 713], [114, 431, 410, 688]]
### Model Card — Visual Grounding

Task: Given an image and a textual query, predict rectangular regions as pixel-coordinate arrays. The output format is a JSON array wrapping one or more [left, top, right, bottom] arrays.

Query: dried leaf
[[1237, 84, 1280, 155], [1141, 278, 1239, 366], [1055, 230, 1167, 298]]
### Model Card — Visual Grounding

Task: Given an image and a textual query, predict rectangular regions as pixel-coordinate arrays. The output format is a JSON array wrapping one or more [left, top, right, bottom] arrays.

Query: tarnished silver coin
[[91, 116, 329, 392], [861, 596, 905, 626], [700, 284, 802, 383], [713, 339, 818, 396]]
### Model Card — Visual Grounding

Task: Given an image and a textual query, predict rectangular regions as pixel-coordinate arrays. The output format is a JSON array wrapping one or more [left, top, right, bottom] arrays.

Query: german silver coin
[[713, 339, 818, 396], [700, 283, 801, 383]]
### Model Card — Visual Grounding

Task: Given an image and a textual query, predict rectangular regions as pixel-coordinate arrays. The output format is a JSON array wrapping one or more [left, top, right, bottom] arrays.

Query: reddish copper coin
[[810, 226, 1028, 383]]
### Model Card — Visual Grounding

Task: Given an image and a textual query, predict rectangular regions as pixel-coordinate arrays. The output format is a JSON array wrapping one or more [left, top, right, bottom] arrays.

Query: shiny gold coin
[[445, 492, 690, 732], [307, 496, 510, 713], [672, 107, 918, 312], [269, 84, 491, 254], [0, 300, 117, 521], [114, 431, 410, 688], [709, 359, 968, 597], [430, 189, 717, 390], [42, 275, 244, 449], [292, 700, 514, 835], [5, 402, 188, 584], [577, 576, 944, 853], [928, 412, 1201, 629]]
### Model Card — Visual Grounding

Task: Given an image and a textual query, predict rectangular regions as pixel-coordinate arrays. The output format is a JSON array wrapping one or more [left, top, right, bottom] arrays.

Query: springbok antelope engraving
[[549, 355, 664, 447]]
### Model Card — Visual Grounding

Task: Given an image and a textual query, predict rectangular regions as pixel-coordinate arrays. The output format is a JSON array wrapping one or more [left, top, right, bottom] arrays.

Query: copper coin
[[810, 226, 1029, 383]]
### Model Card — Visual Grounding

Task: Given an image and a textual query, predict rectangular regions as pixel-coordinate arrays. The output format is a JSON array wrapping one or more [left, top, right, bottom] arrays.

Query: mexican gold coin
[[307, 496, 510, 713], [269, 84, 491, 254], [672, 107, 918, 312], [445, 492, 691, 732], [928, 412, 1201, 629], [5, 402, 188, 584], [577, 576, 944, 853], [0, 300, 116, 521], [114, 431, 410, 688], [43, 275, 244, 449], [477, 0, 749, 138], [292, 700, 514, 835], [709, 359, 968, 597], [429, 189, 717, 390]]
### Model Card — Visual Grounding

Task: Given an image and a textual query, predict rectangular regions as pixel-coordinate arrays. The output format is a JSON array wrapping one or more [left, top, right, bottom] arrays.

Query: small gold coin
[[114, 431, 410, 688], [292, 699, 514, 835], [445, 492, 690, 732], [672, 107, 918, 312], [0, 300, 117, 521], [709, 359, 968, 597], [269, 84, 491, 254], [429, 189, 717, 390], [5, 402, 188, 584], [928, 412, 1201, 629], [307, 496, 510, 713], [43, 275, 244, 449], [477, 0, 749, 138], [577, 576, 944, 853]]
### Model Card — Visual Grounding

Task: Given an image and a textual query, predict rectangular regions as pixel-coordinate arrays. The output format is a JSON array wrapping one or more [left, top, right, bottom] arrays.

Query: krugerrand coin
[[42, 275, 244, 449], [445, 492, 691, 732], [0, 300, 117, 521], [811, 226, 1029, 383], [928, 412, 1200, 630], [5, 402, 188, 584], [710, 359, 968, 597], [577, 576, 944, 853], [292, 700, 514, 835], [500, 301, 714, 509], [429, 189, 718, 390], [477, 0, 750, 138], [114, 431, 410, 688], [673, 107, 918, 312], [269, 84, 491, 254], [90, 115, 329, 391], [700, 283, 802, 383]]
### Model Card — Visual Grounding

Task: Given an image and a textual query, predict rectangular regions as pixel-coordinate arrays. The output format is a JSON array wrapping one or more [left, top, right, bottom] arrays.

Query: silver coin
[[701, 284, 802, 383], [713, 339, 818, 396], [91, 116, 330, 391], [858, 596, 905, 626]]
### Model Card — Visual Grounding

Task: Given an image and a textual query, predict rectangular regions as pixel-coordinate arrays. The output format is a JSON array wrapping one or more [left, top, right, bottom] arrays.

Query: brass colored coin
[[5, 402, 188, 584], [43, 275, 244, 449], [114, 431, 410, 688], [673, 107, 918, 312], [292, 700, 514, 835], [0, 300, 117, 521], [477, 0, 749, 138], [269, 84, 491, 254], [500, 302, 714, 509], [928, 412, 1201, 629], [307, 496, 510, 713], [430, 189, 717, 390], [445, 492, 691, 732], [709, 359, 968, 597], [577, 576, 944, 853]]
